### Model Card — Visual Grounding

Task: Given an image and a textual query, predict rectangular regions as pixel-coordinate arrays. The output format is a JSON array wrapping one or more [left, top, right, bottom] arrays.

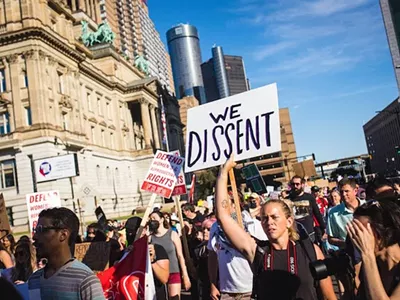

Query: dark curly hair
[[354, 200, 400, 249]]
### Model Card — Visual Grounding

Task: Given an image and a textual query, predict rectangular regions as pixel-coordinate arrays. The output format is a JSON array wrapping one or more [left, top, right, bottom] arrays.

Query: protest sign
[[26, 191, 61, 233], [95, 206, 107, 231], [185, 83, 281, 173], [292, 159, 317, 178], [242, 163, 267, 194], [141, 150, 185, 199], [0, 194, 11, 237], [171, 150, 187, 196], [75, 242, 110, 271]]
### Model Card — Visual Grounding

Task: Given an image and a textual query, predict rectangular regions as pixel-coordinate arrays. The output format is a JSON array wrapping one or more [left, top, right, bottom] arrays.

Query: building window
[[98, 97, 102, 115], [0, 112, 10, 135], [22, 70, 28, 88], [58, 71, 64, 94], [101, 129, 105, 146], [0, 160, 16, 189], [110, 132, 114, 148], [91, 126, 96, 143], [25, 107, 32, 126], [62, 113, 68, 130], [87, 93, 92, 111], [106, 102, 111, 119], [0, 69, 6, 92]]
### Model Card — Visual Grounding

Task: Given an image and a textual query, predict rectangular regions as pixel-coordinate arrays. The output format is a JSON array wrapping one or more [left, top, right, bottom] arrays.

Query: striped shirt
[[28, 259, 105, 300]]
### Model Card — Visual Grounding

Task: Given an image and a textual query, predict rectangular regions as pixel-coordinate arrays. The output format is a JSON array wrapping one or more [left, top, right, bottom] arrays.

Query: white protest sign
[[171, 150, 187, 196], [185, 83, 281, 172], [141, 150, 185, 198], [26, 191, 61, 233]]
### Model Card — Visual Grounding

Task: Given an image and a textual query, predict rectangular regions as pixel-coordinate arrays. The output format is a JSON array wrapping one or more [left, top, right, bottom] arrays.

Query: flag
[[97, 237, 156, 300], [189, 174, 195, 204], [160, 96, 168, 147]]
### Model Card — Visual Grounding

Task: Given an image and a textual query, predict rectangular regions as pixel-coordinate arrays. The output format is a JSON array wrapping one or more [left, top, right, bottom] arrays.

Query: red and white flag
[[97, 237, 155, 300], [189, 174, 195, 204]]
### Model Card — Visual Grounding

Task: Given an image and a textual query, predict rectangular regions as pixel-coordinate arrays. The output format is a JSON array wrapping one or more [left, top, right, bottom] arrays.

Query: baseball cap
[[311, 186, 320, 193]]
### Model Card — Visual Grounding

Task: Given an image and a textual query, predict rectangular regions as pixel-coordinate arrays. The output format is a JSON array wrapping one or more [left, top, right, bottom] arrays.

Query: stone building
[[0, 0, 171, 232]]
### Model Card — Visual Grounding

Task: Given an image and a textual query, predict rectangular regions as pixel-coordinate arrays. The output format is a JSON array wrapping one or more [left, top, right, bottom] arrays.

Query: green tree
[[196, 167, 219, 200]]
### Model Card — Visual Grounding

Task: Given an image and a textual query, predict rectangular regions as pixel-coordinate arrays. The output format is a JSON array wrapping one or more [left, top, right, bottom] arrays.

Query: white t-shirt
[[242, 210, 268, 241], [207, 222, 253, 294]]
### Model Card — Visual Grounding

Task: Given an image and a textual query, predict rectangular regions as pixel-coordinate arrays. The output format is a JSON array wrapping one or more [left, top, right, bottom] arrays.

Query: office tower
[[166, 24, 206, 104], [99, 0, 174, 92], [201, 46, 249, 102], [380, 0, 400, 94]]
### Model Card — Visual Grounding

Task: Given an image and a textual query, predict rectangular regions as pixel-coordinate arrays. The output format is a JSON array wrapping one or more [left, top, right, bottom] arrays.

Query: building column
[[7, 54, 25, 130], [24, 50, 47, 125], [149, 104, 160, 149], [139, 98, 151, 148]]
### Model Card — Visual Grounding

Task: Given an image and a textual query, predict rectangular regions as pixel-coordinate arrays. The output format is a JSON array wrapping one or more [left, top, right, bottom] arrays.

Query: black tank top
[[252, 241, 318, 300]]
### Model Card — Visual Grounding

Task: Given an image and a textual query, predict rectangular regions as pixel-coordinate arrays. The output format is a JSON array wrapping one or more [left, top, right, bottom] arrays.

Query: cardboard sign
[[74, 242, 110, 271], [171, 150, 187, 196], [185, 83, 281, 172], [292, 159, 317, 178], [26, 191, 61, 233], [141, 150, 184, 198], [0, 194, 11, 234]]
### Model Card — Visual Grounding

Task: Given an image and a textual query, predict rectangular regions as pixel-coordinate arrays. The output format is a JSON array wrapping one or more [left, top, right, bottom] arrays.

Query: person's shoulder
[[328, 203, 344, 215], [68, 259, 95, 276]]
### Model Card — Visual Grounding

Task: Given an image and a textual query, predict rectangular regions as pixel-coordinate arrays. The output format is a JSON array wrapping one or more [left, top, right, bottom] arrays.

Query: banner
[[0, 194, 11, 235], [26, 191, 61, 233], [171, 150, 187, 196], [141, 150, 184, 198], [97, 237, 155, 300], [185, 83, 281, 172], [75, 242, 110, 271]]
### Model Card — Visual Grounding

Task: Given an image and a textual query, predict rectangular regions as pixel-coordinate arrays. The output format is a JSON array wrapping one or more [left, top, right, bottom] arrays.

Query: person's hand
[[346, 219, 375, 258], [148, 244, 156, 263], [210, 284, 220, 300], [182, 274, 191, 291], [14, 280, 25, 285], [220, 154, 237, 175]]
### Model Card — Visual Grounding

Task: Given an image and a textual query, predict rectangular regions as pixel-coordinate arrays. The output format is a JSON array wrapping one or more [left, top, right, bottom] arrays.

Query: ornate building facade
[[0, 0, 170, 232]]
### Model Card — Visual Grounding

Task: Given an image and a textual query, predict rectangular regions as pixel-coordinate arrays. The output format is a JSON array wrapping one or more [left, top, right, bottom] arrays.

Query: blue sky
[[148, 0, 399, 163]]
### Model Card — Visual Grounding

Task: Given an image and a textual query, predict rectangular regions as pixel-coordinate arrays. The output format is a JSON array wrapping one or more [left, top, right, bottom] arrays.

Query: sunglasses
[[291, 182, 302, 186], [34, 225, 64, 234]]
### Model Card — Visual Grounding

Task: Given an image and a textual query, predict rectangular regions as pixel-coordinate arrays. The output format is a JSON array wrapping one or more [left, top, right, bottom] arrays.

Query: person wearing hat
[[248, 193, 261, 219]]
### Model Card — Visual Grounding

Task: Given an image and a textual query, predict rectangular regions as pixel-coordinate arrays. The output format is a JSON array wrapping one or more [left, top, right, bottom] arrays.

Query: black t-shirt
[[190, 212, 205, 227], [152, 244, 169, 300], [252, 241, 318, 300], [291, 193, 326, 235]]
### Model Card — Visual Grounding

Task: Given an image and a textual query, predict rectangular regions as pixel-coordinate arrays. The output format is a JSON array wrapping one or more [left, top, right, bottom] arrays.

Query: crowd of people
[[0, 158, 399, 300]]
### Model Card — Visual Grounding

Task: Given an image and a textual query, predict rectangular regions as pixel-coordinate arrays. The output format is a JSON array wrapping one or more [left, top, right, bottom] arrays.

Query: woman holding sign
[[149, 211, 191, 299], [215, 156, 337, 300]]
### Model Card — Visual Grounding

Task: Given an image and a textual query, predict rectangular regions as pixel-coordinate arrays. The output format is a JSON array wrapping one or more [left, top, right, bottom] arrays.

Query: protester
[[85, 223, 98, 242], [327, 179, 365, 249], [0, 239, 13, 270], [1, 234, 16, 257], [182, 203, 205, 227], [215, 156, 336, 300], [289, 176, 326, 242], [366, 177, 397, 202], [104, 226, 124, 266], [11, 241, 37, 284], [149, 210, 191, 299], [208, 194, 256, 300], [0, 277, 23, 300], [329, 188, 342, 208], [347, 200, 400, 299], [28, 207, 105, 299], [311, 186, 329, 217], [248, 192, 262, 219], [393, 178, 400, 195], [124, 216, 142, 245]]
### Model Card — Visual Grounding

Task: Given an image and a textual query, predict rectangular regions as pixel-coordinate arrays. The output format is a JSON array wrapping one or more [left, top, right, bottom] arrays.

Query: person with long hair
[[215, 156, 336, 300], [347, 200, 400, 299], [0, 238, 13, 270], [149, 210, 191, 299], [1, 234, 16, 256], [11, 241, 37, 284]]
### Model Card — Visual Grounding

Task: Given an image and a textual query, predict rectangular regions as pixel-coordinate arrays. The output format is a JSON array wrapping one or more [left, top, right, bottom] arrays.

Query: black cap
[[311, 186, 320, 193]]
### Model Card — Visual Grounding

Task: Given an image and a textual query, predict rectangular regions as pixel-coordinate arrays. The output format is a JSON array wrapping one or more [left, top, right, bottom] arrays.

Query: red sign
[[141, 150, 185, 198]]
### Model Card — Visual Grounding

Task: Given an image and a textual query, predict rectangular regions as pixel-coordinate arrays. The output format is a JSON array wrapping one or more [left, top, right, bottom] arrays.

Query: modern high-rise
[[99, 0, 174, 93], [380, 0, 400, 94], [202, 46, 249, 102], [166, 24, 206, 104]]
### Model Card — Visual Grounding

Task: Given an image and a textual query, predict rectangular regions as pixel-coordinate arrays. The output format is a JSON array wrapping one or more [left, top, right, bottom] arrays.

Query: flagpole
[[160, 94, 170, 152]]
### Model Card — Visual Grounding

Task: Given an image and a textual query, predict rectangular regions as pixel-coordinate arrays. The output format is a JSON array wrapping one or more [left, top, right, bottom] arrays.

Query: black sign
[[95, 206, 107, 231], [242, 163, 267, 194]]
